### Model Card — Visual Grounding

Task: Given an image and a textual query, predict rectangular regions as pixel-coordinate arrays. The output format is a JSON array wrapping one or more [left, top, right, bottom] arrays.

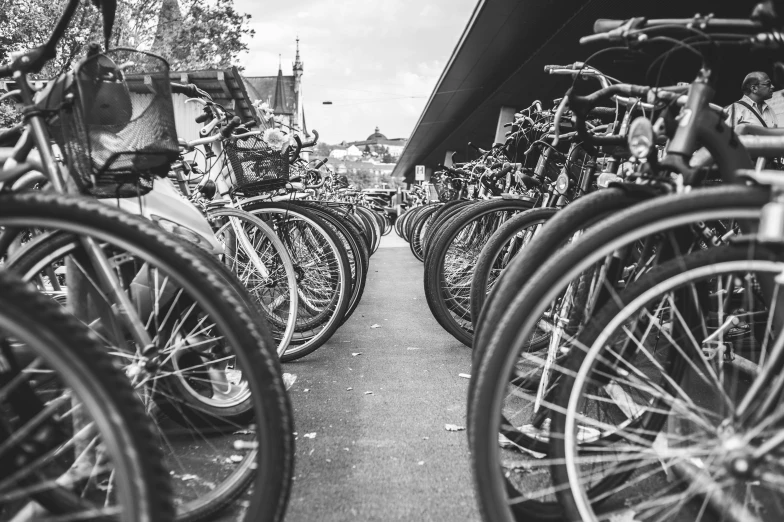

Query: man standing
[[726, 71, 779, 128]]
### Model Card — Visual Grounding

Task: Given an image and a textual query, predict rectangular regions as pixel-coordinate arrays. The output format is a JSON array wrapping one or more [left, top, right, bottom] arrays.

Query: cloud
[[233, 0, 478, 143]]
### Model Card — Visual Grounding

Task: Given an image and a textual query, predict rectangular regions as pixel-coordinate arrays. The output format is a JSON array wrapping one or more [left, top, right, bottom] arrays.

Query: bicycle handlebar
[[171, 82, 212, 101], [220, 116, 242, 138], [581, 16, 764, 44], [299, 129, 319, 148], [195, 110, 212, 124], [569, 84, 651, 146]]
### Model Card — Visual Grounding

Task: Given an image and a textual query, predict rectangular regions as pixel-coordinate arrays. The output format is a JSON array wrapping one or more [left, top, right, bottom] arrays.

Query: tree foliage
[[0, 0, 254, 78]]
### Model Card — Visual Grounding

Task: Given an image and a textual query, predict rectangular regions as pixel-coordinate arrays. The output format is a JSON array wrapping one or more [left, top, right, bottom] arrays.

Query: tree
[[148, 0, 254, 70], [0, 0, 254, 78]]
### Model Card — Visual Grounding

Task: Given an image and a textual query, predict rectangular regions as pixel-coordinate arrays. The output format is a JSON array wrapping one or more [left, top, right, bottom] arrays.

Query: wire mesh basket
[[49, 48, 179, 198], [224, 135, 290, 196]]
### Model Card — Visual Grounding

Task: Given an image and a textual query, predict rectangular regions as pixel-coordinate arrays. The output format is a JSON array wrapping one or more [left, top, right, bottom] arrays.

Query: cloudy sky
[[233, 0, 478, 144]]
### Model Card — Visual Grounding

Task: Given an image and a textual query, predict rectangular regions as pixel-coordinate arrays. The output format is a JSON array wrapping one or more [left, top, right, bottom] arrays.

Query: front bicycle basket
[[224, 135, 289, 196], [50, 48, 179, 198]]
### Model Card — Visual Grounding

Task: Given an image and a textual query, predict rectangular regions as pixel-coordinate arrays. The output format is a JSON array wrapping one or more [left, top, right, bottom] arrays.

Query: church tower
[[293, 37, 304, 133]]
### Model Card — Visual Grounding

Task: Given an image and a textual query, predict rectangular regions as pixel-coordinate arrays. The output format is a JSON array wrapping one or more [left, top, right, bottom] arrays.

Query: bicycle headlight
[[555, 172, 570, 194], [151, 215, 203, 246], [628, 117, 654, 159]]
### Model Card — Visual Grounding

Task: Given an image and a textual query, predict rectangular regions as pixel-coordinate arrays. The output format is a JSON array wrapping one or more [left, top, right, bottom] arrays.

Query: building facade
[[242, 39, 305, 133]]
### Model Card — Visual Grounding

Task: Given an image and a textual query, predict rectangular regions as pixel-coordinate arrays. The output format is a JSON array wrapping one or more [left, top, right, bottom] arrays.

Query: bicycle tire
[[240, 202, 352, 361], [469, 207, 558, 328], [0, 271, 174, 522], [472, 187, 656, 365], [0, 191, 294, 522], [208, 207, 299, 357], [469, 185, 769, 522], [290, 200, 370, 323], [424, 199, 534, 346], [410, 204, 440, 262], [553, 243, 780, 522]]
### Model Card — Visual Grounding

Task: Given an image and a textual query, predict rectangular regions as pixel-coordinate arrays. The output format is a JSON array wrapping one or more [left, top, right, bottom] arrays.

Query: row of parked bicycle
[[400, 1, 784, 521], [0, 0, 393, 521]]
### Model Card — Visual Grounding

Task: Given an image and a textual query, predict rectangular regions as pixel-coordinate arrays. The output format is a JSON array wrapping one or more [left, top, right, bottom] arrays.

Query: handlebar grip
[[468, 142, 487, 154], [586, 106, 617, 118], [195, 110, 212, 124], [289, 135, 303, 165], [517, 173, 541, 188], [492, 164, 515, 180], [543, 64, 568, 73], [220, 116, 241, 138], [593, 19, 626, 33]]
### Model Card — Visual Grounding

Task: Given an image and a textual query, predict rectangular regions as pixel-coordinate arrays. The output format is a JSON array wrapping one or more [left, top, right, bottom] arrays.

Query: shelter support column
[[493, 106, 517, 146]]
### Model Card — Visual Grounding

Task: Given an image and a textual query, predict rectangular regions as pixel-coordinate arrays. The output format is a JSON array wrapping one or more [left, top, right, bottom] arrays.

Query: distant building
[[329, 149, 348, 160], [345, 145, 362, 159], [351, 127, 407, 158], [243, 38, 305, 133]]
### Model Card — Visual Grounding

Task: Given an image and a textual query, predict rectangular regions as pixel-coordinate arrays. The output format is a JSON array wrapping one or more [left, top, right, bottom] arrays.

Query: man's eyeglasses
[[756, 81, 774, 88]]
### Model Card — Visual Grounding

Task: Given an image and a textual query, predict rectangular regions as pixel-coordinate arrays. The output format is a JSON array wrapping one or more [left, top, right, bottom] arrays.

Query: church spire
[[293, 37, 303, 76]]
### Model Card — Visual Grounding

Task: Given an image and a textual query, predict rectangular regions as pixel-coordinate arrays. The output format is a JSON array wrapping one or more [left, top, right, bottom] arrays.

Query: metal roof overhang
[[170, 67, 258, 124], [394, 0, 760, 184]]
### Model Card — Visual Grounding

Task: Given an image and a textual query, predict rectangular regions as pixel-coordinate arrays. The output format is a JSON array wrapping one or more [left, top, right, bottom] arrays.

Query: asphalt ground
[[220, 231, 480, 521]]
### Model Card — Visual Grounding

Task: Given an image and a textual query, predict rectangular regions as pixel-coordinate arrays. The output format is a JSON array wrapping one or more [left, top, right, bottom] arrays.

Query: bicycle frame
[[0, 70, 158, 356]]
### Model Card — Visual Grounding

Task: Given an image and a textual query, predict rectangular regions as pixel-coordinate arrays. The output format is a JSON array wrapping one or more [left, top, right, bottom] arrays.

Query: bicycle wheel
[[0, 270, 174, 522], [240, 203, 352, 361], [469, 185, 769, 522], [424, 199, 534, 346], [290, 200, 370, 324], [410, 204, 440, 262], [472, 187, 658, 365], [355, 206, 381, 254], [554, 243, 784, 522], [422, 199, 474, 257], [208, 207, 298, 357], [469, 207, 558, 330], [0, 191, 294, 522]]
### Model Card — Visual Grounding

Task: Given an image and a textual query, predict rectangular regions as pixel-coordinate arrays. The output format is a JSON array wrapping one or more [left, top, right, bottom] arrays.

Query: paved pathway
[[219, 231, 479, 521], [281, 231, 479, 521]]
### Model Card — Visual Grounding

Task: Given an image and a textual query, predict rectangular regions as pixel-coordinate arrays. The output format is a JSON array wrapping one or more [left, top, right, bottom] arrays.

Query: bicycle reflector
[[628, 117, 654, 159], [555, 172, 569, 194]]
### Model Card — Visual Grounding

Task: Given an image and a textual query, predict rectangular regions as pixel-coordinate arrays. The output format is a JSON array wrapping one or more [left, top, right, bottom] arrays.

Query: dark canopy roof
[[393, 0, 764, 183]]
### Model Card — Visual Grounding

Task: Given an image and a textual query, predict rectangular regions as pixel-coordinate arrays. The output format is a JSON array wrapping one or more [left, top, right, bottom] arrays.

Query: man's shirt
[[726, 94, 779, 128]]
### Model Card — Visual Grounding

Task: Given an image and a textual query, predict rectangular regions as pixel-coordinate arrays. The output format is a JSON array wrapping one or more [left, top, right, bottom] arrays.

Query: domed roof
[[366, 126, 387, 141]]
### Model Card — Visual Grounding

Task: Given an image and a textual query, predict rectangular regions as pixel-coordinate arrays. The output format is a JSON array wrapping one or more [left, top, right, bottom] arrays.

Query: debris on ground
[[346, 387, 353, 391], [417, 461, 425, 466], [370, 324, 381, 328], [352, 352, 362, 357], [180, 474, 198, 481], [406, 347, 420, 350], [303, 389, 310, 393], [304, 432, 317, 439], [458, 373, 471, 379], [608, 511, 640, 522], [364, 391, 374, 395], [445, 424, 465, 432], [229, 455, 243, 463], [502, 460, 532, 474], [283, 373, 297, 390]]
